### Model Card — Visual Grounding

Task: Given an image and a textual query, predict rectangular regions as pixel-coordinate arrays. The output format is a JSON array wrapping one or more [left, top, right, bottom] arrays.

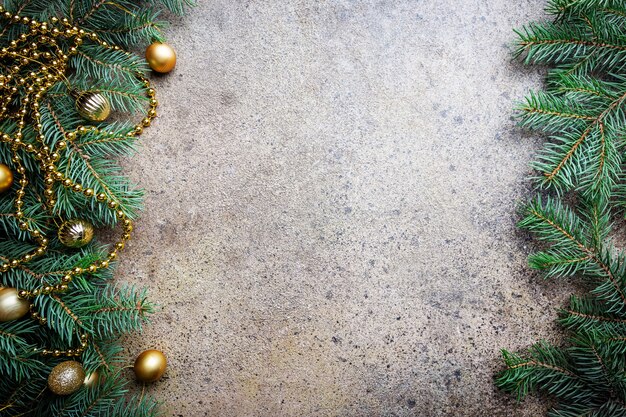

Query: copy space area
[[122, 1, 558, 415]]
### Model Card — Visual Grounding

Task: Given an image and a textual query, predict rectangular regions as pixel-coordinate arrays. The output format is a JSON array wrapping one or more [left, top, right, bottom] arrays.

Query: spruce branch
[[81, 337, 123, 374], [498, 342, 593, 402], [525, 86, 626, 199], [546, 1, 626, 17], [499, 0, 626, 414], [0, 1, 192, 415], [560, 296, 626, 334]]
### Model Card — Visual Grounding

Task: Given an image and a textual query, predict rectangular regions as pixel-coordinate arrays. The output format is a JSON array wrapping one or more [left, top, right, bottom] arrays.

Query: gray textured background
[[118, 1, 569, 415]]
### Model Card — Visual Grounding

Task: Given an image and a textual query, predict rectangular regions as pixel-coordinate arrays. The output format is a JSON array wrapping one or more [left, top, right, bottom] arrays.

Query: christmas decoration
[[0, 163, 13, 193], [496, 1, 626, 415], [57, 219, 95, 248], [83, 370, 100, 388], [145, 42, 177, 73], [0, 287, 30, 322], [75, 91, 111, 122], [0, 1, 192, 415], [134, 349, 167, 383], [47, 361, 86, 395]]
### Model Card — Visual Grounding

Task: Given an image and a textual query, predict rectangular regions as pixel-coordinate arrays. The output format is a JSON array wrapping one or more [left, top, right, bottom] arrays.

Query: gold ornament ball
[[0, 163, 13, 193], [48, 361, 86, 395], [145, 43, 176, 73], [134, 349, 167, 383], [83, 370, 100, 388], [58, 219, 94, 248], [0, 287, 30, 322], [76, 91, 111, 122]]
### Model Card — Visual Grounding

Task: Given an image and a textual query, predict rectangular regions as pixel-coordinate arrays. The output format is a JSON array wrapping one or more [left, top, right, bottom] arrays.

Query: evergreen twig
[[0, 0, 193, 415], [497, 1, 626, 415]]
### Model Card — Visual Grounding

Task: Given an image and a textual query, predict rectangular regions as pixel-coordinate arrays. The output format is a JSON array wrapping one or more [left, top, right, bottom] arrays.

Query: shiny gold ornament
[[0, 163, 13, 193], [145, 43, 176, 73], [58, 219, 94, 248], [83, 370, 100, 388], [134, 349, 167, 382], [0, 288, 30, 322], [48, 361, 85, 395], [75, 91, 111, 122]]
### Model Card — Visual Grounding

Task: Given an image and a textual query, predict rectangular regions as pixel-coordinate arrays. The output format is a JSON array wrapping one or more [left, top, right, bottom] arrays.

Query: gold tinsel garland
[[0, 8, 157, 358]]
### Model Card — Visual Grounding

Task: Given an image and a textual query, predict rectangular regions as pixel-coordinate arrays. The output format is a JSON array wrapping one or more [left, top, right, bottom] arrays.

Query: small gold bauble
[[145, 43, 176, 73], [134, 349, 167, 383], [0, 163, 13, 193], [83, 370, 100, 388], [58, 219, 94, 248], [48, 361, 86, 395], [0, 287, 30, 322], [76, 91, 111, 122]]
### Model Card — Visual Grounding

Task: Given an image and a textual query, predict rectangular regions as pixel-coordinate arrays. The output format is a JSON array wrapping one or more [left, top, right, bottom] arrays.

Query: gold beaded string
[[0, 8, 158, 357]]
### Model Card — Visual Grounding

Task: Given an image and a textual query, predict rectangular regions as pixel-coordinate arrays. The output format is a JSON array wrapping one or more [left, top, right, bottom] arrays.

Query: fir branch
[[547, 1, 626, 17], [0, 376, 49, 417], [0, 343, 46, 381], [35, 292, 90, 343], [560, 296, 626, 334], [81, 284, 154, 339], [81, 337, 122, 373], [0, 1, 191, 415], [109, 392, 161, 417], [517, 20, 626, 55], [71, 43, 148, 83], [529, 88, 626, 198], [499, 1, 626, 413], [497, 342, 593, 402]]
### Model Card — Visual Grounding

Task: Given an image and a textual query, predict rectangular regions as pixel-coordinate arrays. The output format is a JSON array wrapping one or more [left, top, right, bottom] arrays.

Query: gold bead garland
[[39, 333, 89, 358], [0, 8, 157, 358]]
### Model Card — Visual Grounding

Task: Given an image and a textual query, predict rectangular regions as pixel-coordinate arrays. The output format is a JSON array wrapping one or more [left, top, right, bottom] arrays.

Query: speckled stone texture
[[119, 1, 568, 415]]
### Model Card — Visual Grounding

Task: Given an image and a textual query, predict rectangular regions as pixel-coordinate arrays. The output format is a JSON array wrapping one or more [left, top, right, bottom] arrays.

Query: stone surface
[[120, 1, 568, 415]]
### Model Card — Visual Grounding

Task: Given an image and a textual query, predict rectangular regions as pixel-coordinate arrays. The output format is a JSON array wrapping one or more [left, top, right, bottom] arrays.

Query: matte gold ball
[[48, 361, 85, 395], [76, 91, 111, 122], [0, 287, 30, 322], [0, 163, 13, 193], [145, 43, 176, 73], [58, 219, 94, 248], [134, 349, 167, 383]]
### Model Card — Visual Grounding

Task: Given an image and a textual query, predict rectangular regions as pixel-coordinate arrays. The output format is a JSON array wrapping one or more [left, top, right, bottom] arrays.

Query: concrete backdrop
[[119, 0, 568, 415]]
